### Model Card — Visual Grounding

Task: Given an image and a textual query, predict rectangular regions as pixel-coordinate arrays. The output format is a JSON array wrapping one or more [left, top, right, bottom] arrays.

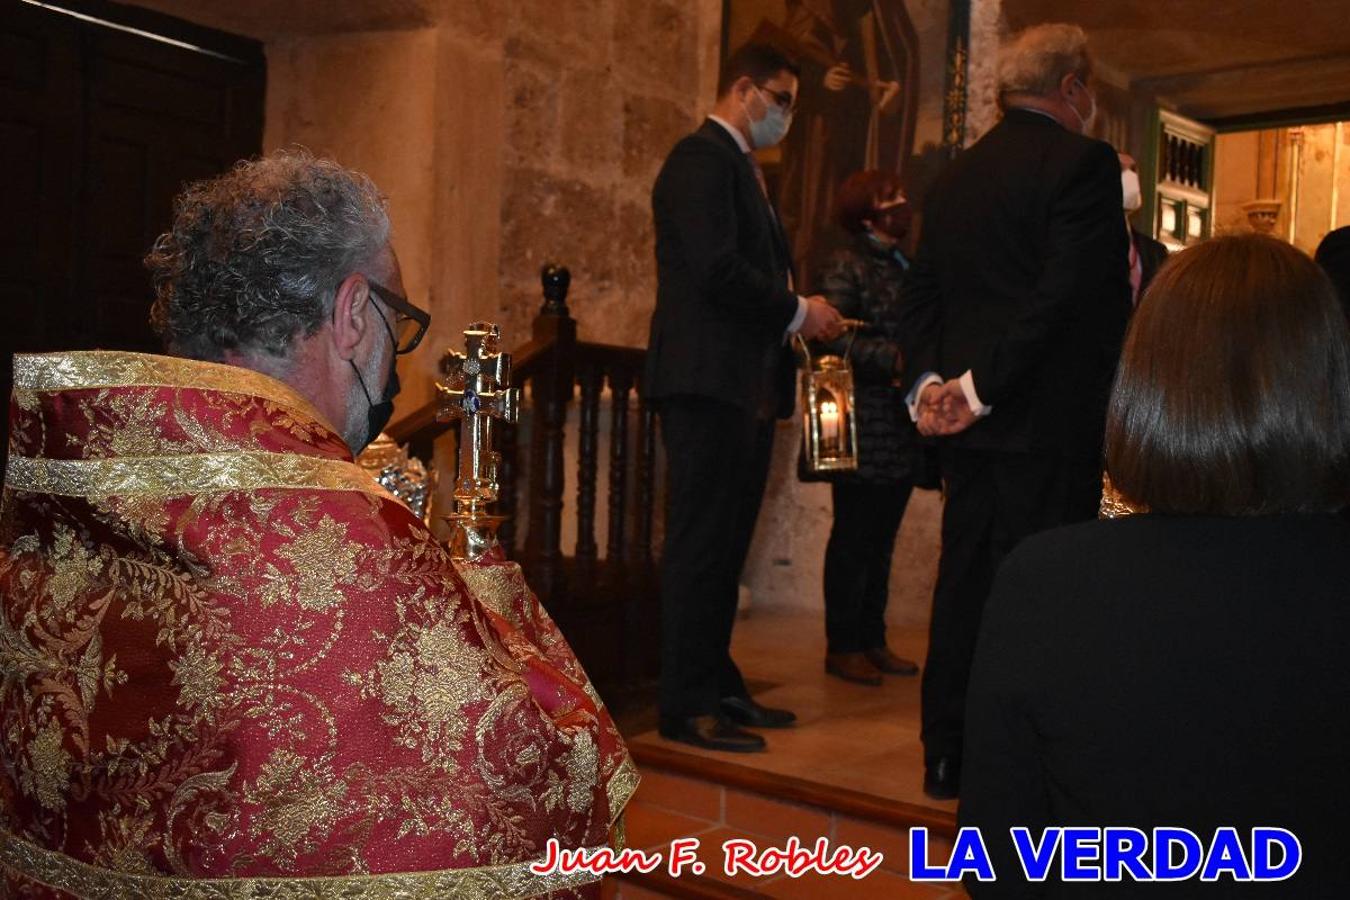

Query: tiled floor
[[613, 607, 969, 898], [628, 606, 956, 813]]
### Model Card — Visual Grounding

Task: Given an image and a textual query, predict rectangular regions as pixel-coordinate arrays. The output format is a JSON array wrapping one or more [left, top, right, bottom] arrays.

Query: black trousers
[[657, 397, 776, 721], [824, 481, 914, 654], [921, 448, 1101, 764]]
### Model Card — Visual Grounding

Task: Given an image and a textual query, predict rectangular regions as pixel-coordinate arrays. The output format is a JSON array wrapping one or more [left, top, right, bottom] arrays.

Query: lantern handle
[[793, 319, 868, 367], [793, 331, 813, 368]]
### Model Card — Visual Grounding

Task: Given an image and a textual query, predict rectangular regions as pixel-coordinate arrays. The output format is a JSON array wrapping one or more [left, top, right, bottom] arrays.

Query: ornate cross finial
[[436, 322, 520, 560]]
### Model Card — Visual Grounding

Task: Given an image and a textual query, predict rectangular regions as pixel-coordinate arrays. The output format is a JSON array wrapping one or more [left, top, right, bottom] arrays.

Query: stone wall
[[256, 0, 724, 412], [127, 0, 948, 631]]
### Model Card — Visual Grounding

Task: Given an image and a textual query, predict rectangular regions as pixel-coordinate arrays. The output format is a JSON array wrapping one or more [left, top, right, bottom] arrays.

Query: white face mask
[[1069, 79, 1097, 134], [740, 86, 793, 149], [1121, 169, 1143, 212]]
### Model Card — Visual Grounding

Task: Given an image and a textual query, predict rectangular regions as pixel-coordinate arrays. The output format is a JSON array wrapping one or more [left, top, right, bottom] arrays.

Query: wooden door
[[1147, 108, 1216, 251], [1, 0, 263, 470]]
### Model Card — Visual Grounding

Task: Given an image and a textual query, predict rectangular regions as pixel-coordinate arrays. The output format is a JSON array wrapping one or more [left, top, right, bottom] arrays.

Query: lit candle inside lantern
[[819, 400, 840, 452]]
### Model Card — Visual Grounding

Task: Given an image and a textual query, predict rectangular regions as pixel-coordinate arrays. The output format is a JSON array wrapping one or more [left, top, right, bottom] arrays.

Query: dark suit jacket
[[1132, 226, 1169, 300], [645, 119, 799, 420], [900, 108, 1132, 456], [961, 513, 1350, 896]]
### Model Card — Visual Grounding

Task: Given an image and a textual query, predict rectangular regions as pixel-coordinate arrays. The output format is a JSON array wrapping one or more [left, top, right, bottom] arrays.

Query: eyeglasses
[[367, 279, 431, 355], [756, 83, 796, 113]]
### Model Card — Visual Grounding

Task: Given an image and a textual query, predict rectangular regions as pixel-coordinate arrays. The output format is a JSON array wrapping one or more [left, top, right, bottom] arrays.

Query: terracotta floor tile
[[633, 768, 723, 821], [611, 879, 680, 900], [668, 824, 789, 892], [723, 788, 832, 845], [762, 867, 955, 900], [624, 800, 719, 855], [832, 815, 912, 875]]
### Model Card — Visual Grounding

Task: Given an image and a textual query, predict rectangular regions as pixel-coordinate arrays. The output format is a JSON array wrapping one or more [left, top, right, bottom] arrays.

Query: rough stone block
[[434, 0, 509, 40], [623, 94, 696, 180], [499, 166, 620, 305], [613, 197, 656, 303], [509, 0, 608, 57], [561, 68, 623, 172], [612, 0, 698, 95], [503, 60, 560, 168]]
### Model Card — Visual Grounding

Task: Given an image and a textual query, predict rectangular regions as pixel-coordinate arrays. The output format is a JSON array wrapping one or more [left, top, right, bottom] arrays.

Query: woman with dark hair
[[807, 169, 928, 686], [960, 234, 1350, 896]]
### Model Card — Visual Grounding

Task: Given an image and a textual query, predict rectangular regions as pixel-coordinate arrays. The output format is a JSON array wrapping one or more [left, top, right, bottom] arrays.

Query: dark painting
[[723, 0, 959, 288]]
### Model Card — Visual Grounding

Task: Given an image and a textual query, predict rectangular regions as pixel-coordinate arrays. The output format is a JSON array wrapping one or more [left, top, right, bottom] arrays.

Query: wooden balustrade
[[386, 264, 661, 696]]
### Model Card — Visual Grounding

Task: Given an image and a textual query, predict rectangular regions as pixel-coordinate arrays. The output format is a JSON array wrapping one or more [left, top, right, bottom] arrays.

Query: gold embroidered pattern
[[605, 756, 640, 827], [2, 352, 635, 890], [5, 453, 391, 500], [13, 350, 333, 434], [0, 828, 603, 898]]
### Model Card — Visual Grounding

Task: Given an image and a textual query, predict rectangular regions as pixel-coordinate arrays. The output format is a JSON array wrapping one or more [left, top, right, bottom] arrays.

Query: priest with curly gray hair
[[0, 149, 635, 896]]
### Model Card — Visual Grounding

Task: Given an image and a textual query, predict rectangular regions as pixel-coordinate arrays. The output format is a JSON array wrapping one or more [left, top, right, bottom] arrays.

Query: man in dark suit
[[899, 23, 1132, 797], [646, 42, 843, 753]]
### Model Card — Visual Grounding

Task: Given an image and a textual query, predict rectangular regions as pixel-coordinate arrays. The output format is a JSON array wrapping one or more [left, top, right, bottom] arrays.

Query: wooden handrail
[[381, 262, 661, 695]]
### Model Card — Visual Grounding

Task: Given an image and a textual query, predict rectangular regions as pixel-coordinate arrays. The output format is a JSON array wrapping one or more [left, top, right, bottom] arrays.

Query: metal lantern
[[796, 329, 861, 473], [357, 433, 437, 525]]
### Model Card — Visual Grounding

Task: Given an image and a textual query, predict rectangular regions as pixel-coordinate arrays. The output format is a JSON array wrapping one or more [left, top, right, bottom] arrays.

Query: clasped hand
[[916, 380, 978, 437]]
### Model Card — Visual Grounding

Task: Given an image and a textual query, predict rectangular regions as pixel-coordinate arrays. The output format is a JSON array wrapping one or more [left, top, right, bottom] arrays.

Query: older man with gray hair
[[898, 23, 1132, 799], [0, 149, 633, 895]]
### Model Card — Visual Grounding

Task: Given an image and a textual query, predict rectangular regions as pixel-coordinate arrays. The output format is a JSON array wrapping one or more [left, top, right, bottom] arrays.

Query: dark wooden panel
[[0, 1, 263, 471]]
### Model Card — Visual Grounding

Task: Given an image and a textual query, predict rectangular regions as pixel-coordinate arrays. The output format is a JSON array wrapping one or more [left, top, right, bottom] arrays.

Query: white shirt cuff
[[905, 373, 944, 422], [958, 370, 993, 416], [784, 295, 809, 340]]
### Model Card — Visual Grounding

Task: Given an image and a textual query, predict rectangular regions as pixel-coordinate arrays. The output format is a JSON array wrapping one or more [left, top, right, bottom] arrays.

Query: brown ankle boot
[[864, 647, 920, 676], [825, 652, 883, 686]]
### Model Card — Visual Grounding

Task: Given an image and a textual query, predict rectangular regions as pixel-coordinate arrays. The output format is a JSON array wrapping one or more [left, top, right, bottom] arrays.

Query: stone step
[[605, 741, 963, 899]]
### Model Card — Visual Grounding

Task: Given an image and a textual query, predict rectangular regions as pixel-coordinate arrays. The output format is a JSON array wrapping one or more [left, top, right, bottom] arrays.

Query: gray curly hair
[[146, 149, 390, 362], [997, 23, 1091, 99]]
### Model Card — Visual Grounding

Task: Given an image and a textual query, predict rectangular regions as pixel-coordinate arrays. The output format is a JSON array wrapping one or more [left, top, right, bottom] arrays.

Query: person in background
[[1119, 151, 1168, 304], [1314, 224, 1350, 318], [960, 234, 1350, 896], [898, 23, 1132, 799], [805, 169, 925, 686], [645, 42, 844, 753]]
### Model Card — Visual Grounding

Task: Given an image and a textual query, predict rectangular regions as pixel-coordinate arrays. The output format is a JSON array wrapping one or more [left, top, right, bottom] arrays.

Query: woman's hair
[[1105, 233, 1350, 515], [834, 169, 903, 235], [146, 148, 390, 362]]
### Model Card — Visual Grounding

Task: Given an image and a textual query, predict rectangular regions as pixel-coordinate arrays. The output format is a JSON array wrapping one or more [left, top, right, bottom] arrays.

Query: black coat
[[645, 119, 799, 420], [1132, 226, 1169, 300], [899, 108, 1132, 458], [962, 513, 1350, 896], [801, 233, 924, 485]]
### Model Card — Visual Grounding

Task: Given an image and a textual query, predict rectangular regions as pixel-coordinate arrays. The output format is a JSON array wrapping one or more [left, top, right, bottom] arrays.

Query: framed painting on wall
[[721, 0, 970, 288]]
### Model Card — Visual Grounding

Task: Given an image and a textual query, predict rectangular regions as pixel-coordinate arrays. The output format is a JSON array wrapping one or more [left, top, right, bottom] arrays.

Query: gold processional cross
[[436, 322, 519, 560]]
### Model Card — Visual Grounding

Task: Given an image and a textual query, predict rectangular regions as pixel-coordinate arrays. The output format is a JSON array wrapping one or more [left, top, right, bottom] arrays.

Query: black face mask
[[872, 203, 912, 241], [351, 306, 401, 451]]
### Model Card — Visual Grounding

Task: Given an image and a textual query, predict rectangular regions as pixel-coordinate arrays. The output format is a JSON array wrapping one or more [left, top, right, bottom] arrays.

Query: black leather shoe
[[719, 695, 797, 729], [659, 714, 766, 752], [924, 756, 960, 800]]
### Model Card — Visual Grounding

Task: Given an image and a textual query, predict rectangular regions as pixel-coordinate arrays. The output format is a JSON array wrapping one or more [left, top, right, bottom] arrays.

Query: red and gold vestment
[[0, 351, 636, 898]]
